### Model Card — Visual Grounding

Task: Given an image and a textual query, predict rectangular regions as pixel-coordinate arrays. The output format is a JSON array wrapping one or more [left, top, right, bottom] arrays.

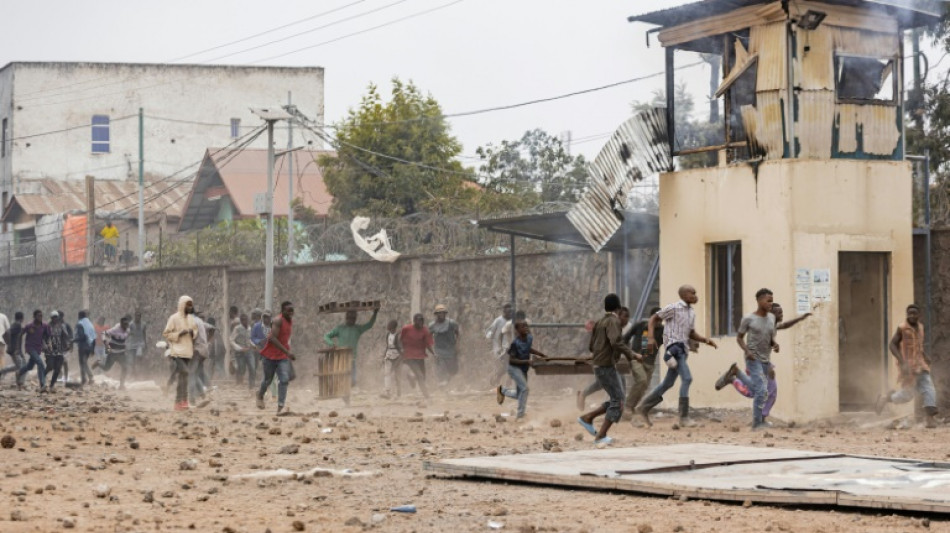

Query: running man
[[18, 310, 50, 393], [496, 320, 548, 419], [162, 296, 198, 411], [486, 303, 513, 389], [875, 304, 940, 428], [257, 301, 295, 415], [714, 302, 810, 426], [635, 285, 718, 427]]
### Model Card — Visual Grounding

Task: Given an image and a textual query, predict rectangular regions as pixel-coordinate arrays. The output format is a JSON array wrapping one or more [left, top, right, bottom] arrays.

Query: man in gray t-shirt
[[736, 288, 777, 430]]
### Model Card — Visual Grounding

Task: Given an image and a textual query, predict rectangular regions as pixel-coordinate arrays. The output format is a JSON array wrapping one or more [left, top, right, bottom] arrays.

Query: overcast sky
[[1, 0, 944, 162]]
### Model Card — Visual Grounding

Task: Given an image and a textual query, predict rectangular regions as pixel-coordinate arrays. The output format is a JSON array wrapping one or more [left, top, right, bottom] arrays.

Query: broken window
[[835, 55, 896, 103], [709, 241, 742, 336]]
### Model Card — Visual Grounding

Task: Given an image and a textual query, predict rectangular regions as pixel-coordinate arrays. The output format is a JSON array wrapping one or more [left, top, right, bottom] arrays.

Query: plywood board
[[425, 444, 950, 514]]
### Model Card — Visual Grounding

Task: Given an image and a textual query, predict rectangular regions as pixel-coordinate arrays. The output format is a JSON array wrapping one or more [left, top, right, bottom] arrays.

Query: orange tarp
[[63, 214, 87, 265]]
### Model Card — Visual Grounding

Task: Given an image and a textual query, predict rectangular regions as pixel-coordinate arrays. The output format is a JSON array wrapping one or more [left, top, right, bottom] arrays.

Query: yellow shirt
[[100, 225, 119, 246]]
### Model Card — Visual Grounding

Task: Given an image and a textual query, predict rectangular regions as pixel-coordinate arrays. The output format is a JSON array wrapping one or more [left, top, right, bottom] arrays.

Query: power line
[[8, 114, 136, 142], [204, 0, 411, 64], [249, 0, 466, 64], [13, 1, 369, 101], [19, 126, 267, 238], [170, 0, 369, 62], [327, 61, 704, 129]]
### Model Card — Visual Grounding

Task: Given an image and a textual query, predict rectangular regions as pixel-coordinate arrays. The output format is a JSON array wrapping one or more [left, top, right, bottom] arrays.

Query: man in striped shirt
[[635, 285, 717, 427]]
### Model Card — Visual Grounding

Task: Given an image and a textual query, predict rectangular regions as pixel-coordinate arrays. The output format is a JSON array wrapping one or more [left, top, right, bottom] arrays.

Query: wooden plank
[[658, 2, 785, 48]]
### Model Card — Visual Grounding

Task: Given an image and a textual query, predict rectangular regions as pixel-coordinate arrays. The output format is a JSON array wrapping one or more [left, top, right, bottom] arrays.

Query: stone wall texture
[[0, 251, 641, 394]]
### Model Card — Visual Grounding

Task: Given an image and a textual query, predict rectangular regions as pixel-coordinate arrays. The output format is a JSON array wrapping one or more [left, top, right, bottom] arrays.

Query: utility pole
[[286, 92, 295, 264], [251, 107, 292, 313], [137, 108, 145, 269], [85, 175, 95, 266]]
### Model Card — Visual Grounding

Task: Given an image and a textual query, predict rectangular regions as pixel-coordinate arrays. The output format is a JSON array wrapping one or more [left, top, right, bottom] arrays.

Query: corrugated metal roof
[[629, 0, 943, 30], [567, 108, 671, 252], [1, 178, 189, 223], [177, 148, 334, 232], [478, 210, 658, 252]]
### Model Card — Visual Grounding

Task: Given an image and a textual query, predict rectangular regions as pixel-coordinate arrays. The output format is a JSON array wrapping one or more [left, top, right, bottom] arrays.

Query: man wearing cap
[[325, 307, 379, 388], [429, 304, 461, 388]]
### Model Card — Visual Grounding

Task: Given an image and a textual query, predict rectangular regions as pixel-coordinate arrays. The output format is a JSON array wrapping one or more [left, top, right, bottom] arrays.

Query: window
[[91, 115, 110, 153], [709, 241, 742, 336], [1, 117, 7, 157], [230, 118, 241, 138], [835, 55, 896, 104]]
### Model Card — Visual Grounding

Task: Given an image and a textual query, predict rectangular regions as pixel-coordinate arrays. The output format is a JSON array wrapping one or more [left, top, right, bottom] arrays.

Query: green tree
[[475, 129, 588, 206], [319, 78, 474, 218]]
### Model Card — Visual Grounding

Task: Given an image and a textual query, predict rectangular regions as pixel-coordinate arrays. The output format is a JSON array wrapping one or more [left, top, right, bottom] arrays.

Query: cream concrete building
[[0, 62, 324, 233], [629, 0, 942, 420]]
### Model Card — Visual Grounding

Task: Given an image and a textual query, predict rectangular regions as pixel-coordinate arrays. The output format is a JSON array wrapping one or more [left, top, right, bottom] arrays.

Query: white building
[[0, 61, 325, 228]]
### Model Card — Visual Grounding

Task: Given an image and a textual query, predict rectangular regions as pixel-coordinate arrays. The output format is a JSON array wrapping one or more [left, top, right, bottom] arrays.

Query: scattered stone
[[143, 491, 154, 503], [292, 520, 305, 531], [344, 517, 363, 527], [328, 411, 338, 418], [461, 418, 475, 425], [1, 435, 15, 449], [62, 517, 76, 528], [637, 525, 653, 533], [209, 458, 223, 467], [673, 526, 684, 532], [371, 513, 386, 524], [11, 510, 25, 521], [268, 427, 282, 435], [180, 459, 198, 471], [93, 484, 111, 498], [549, 419, 562, 428], [279, 444, 300, 455], [490, 507, 508, 516], [742, 499, 753, 508], [129, 441, 140, 450]]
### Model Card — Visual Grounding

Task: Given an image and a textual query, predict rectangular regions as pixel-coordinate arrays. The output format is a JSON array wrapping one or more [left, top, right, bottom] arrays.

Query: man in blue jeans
[[636, 285, 718, 427], [577, 295, 641, 446], [258, 301, 295, 415], [495, 320, 547, 419], [18, 309, 50, 393], [735, 288, 778, 430]]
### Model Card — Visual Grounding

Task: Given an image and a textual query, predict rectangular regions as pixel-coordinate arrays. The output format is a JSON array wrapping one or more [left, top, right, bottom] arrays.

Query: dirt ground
[[0, 375, 948, 533]]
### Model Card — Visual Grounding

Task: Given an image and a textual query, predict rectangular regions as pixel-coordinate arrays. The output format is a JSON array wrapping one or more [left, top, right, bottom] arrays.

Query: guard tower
[[628, 0, 943, 420]]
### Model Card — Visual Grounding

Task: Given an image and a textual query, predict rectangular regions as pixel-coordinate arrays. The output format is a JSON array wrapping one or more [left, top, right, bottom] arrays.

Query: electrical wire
[[248, 0, 466, 64], [203, 0, 411, 64], [170, 0, 369, 62], [7, 114, 136, 142]]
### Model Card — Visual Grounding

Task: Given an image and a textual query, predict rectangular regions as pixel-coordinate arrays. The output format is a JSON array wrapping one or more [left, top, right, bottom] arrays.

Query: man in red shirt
[[400, 313, 433, 399], [257, 301, 295, 415]]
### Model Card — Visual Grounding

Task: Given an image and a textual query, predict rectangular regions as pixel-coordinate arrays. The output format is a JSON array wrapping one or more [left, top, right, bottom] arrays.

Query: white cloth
[[656, 300, 695, 346], [0, 313, 9, 347], [351, 216, 400, 262], [162, 295, 198, 359], [486, 315, 512, 360]]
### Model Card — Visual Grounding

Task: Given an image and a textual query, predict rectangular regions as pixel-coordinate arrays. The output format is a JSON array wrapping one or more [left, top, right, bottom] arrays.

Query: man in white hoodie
[[163, 296, 198, 411]]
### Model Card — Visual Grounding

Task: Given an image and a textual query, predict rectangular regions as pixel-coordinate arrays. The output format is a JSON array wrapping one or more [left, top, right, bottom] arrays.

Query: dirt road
[[0, 382, 946, 532]]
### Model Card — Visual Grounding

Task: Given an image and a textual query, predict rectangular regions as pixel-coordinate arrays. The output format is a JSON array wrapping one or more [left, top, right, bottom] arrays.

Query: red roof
[[178, 148, 334, 231]]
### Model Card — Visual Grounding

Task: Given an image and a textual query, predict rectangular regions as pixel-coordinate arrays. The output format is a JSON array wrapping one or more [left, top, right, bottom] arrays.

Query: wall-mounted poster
[[811, 268, 832, 302]]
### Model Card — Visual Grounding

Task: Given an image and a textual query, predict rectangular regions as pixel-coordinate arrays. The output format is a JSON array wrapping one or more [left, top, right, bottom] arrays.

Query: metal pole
[[158, 224, 163, 268], [287, 92, 295, 264], [925, 150, 932, 353], [265, 120, 276, 312], [85, 175, 95, 267], [509, 234, 516, 311], [137, 107, 145, 269]]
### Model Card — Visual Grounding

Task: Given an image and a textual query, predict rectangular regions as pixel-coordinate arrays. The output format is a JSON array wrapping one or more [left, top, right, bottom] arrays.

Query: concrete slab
[[424, 443, 950, 513]]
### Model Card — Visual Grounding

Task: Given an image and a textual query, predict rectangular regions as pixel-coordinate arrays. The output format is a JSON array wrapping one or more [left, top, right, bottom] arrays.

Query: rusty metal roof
[[1, 178, 189, 223], [177, 148, 334, 232], [629, 0, 943, 30]]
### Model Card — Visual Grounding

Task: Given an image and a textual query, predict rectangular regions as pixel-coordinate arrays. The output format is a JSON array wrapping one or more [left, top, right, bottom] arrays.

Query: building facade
[[0, 62, 325, 227], [629, 0, 941, 421]]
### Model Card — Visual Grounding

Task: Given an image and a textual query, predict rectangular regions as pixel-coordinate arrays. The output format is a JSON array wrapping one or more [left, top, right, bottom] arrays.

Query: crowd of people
[[0, 288, 940, 434]]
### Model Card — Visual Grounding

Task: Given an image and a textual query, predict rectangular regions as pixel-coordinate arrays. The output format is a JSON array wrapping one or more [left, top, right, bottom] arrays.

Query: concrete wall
[[659, 159, 914, 421], [0, 62, 324, 193], [0, 250, 642, 392]]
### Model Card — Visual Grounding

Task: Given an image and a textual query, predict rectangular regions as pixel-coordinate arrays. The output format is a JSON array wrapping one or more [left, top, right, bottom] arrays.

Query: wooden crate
[[315, 347, 352, 399]]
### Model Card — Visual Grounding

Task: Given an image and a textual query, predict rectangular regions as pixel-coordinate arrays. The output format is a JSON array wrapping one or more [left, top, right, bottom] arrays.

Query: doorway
[[838, 252, 889, 411]]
